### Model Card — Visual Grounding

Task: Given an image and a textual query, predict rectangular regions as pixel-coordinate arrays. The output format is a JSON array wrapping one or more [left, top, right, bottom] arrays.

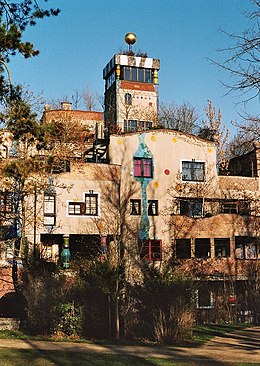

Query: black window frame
[[182, 160, 205, 182], [130, 199, 141, 215], [222, 200, 250, 215], [195, 238, 211, 258], [175, 238, 191, 259], [179, 198, 203, 217], [197, 287, 214, 309], [43, 193, 56, 226], [133, 157, 153, 178], [148, 200, 158, 216], [214, 238, 230, 257], [125, 93, 132, 106], [85, 193, 99, 216], [68, 202, 85, 216], [235, 236, 259, 259]]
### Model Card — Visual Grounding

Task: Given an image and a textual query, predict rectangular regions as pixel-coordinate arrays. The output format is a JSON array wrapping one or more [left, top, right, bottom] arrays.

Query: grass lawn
[[192, 323, 249, 344], [0, 324, 257, 366], [0, 349, 258, 366]]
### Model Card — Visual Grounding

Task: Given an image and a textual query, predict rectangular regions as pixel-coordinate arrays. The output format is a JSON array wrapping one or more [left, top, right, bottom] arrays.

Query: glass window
[[0, 192, 13, 215], [195, 238, 211, 258], [235, 236, 259, 259], [197, 287, 214, 308], [85, 193, 98, 216], [44, 194, 55, 215], [68, 202, 83, 215], [182, 161, 205, 182], [175, 239, 191, 259], [132, 68, 137, 81], [145, 69, 151, 82], [222, 201, 250, 215], [138, 68, 144, 82], [180, 199, 203, 217], [125, 93, 132, 106], [44, 193, 56, 226], [148, 200, 158, 216], [140, 239, 162, 261], [214, 238, 230, 257], [133, 158, 153, 178], [130, 199, 141, 215], [124, 67, 131, 80]]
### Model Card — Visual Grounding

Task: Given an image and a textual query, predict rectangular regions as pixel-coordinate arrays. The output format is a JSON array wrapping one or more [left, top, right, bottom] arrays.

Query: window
[[122, 66, 152, 83], [134, 158, 153, 178], [182, 161, 205, 182], [68, 202, 85, 215], [175, 239, 191, 259], [214, 238, 230, 257], [124, 120, 138, 132], [0, 192, 13, 215], [197, 287, 214, 308], [130, 199, 141, 215], [124, 120, 153, 132], [179, 199, 203, 217], [85, 193, 98, 216], [68, 192, 99, 217], [195, 238, 211, 258], [222, 200, 250, 215], [43, 193, 56, 226], [148, 200, 158, 216], [125, 93, 132, 106], [235, 236, 259, 259], [140, 239, 162, 261]]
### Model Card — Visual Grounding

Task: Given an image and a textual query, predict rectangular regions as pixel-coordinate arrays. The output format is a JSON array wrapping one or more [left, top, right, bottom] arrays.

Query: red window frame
[[140, 239, 162, 261]]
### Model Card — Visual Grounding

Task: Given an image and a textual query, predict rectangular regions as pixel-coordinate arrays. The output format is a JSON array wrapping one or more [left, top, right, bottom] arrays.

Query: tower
[[103, 33, 160, 133]]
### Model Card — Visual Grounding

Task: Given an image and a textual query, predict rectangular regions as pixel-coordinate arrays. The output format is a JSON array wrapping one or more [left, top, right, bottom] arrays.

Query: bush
[[126, 266, 196, 343]]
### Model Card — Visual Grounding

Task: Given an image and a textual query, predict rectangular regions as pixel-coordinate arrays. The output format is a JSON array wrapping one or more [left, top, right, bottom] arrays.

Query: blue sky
[[9, 0, 259, 136]]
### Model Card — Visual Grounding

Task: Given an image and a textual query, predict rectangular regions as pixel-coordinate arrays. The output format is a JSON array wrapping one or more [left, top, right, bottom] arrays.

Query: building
[[0, 38, 259, 325]]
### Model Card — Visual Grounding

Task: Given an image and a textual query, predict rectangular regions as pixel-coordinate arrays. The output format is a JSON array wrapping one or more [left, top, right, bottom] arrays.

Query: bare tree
[[159, 101, 200, 134], [212, 0, 260, 103]]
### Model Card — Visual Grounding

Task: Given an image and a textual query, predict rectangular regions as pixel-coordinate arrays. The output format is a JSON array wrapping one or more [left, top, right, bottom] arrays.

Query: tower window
[[125, 93, 132, 106], [122, 66, 152, 83]]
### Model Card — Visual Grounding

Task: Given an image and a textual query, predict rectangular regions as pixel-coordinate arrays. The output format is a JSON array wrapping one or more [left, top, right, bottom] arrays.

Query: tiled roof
[[44, 110, 103, 121]]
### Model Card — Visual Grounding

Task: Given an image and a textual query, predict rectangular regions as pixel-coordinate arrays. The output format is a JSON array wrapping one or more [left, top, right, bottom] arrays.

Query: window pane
[[132, 68, 137, 81], [130, 199, 141, 215], [145, 69, 151, 82], [148, 200, 158, 215], [195, 238, 210, 258], [134, 159, 142, 176], [138, 68, 144, 82], [44, 195, 55, 214], [175, 239, 191, 259], [125, 93, 132, 105], [85, 194, 98, 216], [143, 159, 152, 177], [182, 161, 205, 182], [198, 287, 213, 308], [214, 238, 230, 257], [124, 67, 131, 80]]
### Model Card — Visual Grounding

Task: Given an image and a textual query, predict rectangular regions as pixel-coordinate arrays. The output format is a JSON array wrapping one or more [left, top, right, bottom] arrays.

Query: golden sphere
[[125, 32, 137, 45]]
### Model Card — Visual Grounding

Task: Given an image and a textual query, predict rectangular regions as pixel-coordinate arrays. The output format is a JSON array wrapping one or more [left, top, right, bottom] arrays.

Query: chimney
[[61, 102, 72, 111]]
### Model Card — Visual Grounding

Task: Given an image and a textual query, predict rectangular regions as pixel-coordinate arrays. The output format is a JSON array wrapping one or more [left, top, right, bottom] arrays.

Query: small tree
[[159, 101, 200, 134]]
